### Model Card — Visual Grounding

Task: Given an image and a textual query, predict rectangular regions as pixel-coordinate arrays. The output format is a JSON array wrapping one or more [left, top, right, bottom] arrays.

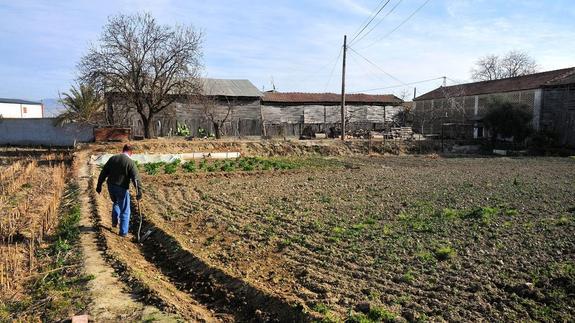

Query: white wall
[[0, 103, 43, 118]]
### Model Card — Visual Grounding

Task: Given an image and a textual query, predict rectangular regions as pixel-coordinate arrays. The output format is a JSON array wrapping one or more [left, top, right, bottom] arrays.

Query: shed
[[0, 98, 44, 118]]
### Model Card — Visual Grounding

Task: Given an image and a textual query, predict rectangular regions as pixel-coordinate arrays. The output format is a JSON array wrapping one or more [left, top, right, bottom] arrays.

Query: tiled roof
[[415, 67, 575, 101], [262, 92, 402, 105]]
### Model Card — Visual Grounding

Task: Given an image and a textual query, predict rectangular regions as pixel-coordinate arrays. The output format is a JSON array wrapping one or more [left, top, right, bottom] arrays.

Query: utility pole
[[340, 35, 347, 140]]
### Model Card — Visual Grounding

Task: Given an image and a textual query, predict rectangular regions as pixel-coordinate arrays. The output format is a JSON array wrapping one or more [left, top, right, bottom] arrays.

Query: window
[[22, 107, 27, 114]]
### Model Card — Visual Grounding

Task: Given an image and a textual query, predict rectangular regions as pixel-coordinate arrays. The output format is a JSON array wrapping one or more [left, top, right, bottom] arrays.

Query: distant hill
[[40, 98, 65, 117]]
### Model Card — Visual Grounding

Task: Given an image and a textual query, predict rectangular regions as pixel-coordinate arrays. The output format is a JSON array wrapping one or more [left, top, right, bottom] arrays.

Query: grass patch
[[313, 303, 330, 315], [401, 270, 416, 284], [434, 246, 456, 261], [436, 208, 460, 219], [347, 306, 397, 323], [463, 206, 500, 224]]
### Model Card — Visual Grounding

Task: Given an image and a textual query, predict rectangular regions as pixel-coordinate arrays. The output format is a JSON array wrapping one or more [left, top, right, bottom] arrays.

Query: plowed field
[[136, 156, 575, 321]]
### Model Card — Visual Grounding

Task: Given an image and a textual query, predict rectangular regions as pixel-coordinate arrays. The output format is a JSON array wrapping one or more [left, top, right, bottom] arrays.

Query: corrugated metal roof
[[0, 98, 42, 105], [415, 67, 575, 101], [202, 78, 262, 97], [262, 92, 402, 105]]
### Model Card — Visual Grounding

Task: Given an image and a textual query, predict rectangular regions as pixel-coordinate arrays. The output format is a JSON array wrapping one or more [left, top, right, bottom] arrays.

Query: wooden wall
[[109, 96, 406, 138], [542, 85, 575, 147]]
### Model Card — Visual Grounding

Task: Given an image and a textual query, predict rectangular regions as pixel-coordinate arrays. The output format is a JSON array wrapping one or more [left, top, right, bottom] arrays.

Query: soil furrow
[[135, 210, 315, 322]]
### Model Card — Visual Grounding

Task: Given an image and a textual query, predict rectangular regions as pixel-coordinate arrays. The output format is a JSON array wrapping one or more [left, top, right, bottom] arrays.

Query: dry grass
[[0, 162, 67, 299]]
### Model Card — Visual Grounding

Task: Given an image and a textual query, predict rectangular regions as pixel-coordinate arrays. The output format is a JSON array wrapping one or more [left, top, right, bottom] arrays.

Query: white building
[[0, 98, 44, 118]]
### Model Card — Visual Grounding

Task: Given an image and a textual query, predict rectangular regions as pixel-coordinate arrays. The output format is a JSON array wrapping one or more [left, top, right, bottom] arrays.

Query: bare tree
[[79, 13, 203, 138], [471, 54, 502, 81], [200, 95, 236, 139], [471, 50, 538, 81], [500, 50, 538, 79]]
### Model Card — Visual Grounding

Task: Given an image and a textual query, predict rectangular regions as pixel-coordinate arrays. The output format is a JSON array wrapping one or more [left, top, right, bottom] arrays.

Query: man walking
[[96, 144, 142, 237]]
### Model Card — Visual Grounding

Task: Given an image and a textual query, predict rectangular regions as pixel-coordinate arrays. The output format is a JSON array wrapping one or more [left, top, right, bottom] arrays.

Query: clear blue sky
[[0, 0, 574, 101]]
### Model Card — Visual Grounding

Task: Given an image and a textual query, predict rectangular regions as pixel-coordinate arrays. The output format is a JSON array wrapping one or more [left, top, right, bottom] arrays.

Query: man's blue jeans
[[107, 184, 130, 236]]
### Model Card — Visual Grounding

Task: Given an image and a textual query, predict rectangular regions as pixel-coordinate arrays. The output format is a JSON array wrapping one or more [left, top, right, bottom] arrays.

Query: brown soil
[[89, 138, 408, 157], [138, 155, 575, 321]]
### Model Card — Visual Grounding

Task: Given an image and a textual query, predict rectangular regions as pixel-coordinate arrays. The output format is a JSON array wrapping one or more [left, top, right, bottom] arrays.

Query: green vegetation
[[313, 303, 330, 315], [347, 306, 397, 323], [483, 97, 533, 142], [144, 162, 165, 175], [434, 246, 456, 261], [182, 161, 196, 173], [140, 156, 308, 175], [463, 206, 500, 224], [163, 159, 181, 174], [401, 270, 415, 284], [175, 122, 190, 136]]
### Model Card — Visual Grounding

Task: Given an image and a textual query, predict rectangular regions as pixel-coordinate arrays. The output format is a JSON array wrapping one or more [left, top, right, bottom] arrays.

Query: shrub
[[198, 159, 208, 170], [144, 162, 165, 175], [163, 159, 181, 174], [182, 161, 196, 172], [220, 160, 236, 172], [176, 122, 190, 136], [483, 97, 533, 143]]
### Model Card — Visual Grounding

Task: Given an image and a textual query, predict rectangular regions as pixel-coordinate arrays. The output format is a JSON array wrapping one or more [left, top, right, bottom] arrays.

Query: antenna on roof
[[442, 76, 447, 87], [270, 76, 276, 91]]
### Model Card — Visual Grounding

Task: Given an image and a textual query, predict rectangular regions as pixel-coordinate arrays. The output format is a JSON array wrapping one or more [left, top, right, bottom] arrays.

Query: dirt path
[[76, 151, 179, 322]]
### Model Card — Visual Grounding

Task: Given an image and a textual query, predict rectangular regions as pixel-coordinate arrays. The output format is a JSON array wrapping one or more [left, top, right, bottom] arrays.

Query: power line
[[360, 0, 432, 50], [347, 50, 391, 87], [347, 46, 408, 86], [349, 0, 392, 44], [350, 0, 404, 46], [323, 45, 344, 91], [349, 76, 445, 93]]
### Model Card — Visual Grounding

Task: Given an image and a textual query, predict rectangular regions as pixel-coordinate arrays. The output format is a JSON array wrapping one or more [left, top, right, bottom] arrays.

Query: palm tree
[[56, 84, 104, 126]]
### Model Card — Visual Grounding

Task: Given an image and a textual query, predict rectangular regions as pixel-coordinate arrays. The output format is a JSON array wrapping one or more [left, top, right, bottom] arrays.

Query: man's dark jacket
[[97, 154, 142, 193]]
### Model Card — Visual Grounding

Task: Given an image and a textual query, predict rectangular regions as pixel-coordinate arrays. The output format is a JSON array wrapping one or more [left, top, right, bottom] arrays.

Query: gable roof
[[201, 78, 262, 97], [415, 67, 575, 101], [262, 92, 402, 105], [0, 98, 42, 105]]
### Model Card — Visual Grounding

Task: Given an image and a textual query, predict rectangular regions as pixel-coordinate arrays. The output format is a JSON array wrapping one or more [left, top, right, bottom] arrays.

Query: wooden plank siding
[[109, 95, 406, 138], [542, 85, 575, 147]]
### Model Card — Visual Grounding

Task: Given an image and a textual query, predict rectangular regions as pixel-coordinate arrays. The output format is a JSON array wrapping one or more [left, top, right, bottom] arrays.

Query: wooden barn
[[107, 78, 263, 137], [413, 67, 575, 146], [261, 92, 403, 137]]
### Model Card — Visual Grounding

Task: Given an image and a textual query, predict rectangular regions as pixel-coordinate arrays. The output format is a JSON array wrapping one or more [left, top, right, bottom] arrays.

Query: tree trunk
[[141, 114, 153, 139], [214, 123, 221, 139]]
